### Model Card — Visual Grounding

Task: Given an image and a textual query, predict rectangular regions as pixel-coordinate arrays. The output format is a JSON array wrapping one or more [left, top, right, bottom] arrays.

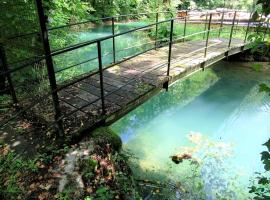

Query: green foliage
[[80, 157, 98, 180], [44, 0, 92, 27], [177, 0, 190, 10], [249, 83, 270, 200], [259, 84, 270, 95], [249, 139, 270, 200], [0, 150, 39, 199], [257, 0, 270, 16], [248, 0, 270, 57], [0, 0, 39, 39], [261, 139, 270, 171], [251, 63, 263, 72], [95, 187, 114, 200], [58, 178, 84, 200]]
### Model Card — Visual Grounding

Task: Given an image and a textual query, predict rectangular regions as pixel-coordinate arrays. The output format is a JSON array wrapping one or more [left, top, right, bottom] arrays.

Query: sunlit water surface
[[111, 62, 270, 199]]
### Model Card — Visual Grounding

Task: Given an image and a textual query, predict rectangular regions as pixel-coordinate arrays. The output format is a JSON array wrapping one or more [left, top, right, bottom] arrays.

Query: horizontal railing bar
[[5, 10, 259, 41], [52, 16, 234, 57], [48, 11, 172, 31], [0, 57, 46, 77], [174, 26, 226, 41], [7, 54, 44, 66], [55, 35, 170, 74], [6, 30, 40, 40], [55, 56, 98, 73], [51, 18, 174, 56]]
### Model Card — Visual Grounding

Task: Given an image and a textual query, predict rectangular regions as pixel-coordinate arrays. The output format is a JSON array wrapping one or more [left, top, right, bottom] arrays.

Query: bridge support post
[[244, 12, 252, 44], [97, 41, 106, 115], [203, 13, 208, 39], [204, 14, 212, 59], [112, 17, 116, 63], [0, 44, 18, 105], [155, 13, 159, 50], [228, 11, 237, 49], [165, 19, 174, 91], [183, 13, 187, 42], [263, 18, 269, 41], [35, 0, 64, 137], [218, 10, 225, 38]]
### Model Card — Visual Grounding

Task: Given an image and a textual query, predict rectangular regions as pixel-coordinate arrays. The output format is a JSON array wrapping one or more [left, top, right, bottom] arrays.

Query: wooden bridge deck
[[58, 38, 247, 132]]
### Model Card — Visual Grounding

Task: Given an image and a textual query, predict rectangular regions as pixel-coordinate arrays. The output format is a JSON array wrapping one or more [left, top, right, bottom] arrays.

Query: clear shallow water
[[111, 62, 270, 199]]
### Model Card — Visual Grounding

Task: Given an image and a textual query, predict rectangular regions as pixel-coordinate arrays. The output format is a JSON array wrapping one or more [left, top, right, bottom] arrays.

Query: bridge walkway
[[58, 38, 247, 131]]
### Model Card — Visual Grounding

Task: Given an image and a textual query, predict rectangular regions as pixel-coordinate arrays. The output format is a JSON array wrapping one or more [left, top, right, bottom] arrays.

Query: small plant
[[249, 139, 270, 200], [80, 158, 98, 180], [251, 63, 263, 72], [95, 187, 114, 200]]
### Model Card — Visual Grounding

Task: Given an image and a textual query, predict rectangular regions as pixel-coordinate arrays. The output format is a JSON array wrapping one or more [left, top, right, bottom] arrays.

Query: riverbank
[[0, 127, 139, 200]]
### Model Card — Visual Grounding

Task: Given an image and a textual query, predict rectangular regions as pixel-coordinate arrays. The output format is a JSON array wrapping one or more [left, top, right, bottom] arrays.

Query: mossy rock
[[91, 127, 122, 152]]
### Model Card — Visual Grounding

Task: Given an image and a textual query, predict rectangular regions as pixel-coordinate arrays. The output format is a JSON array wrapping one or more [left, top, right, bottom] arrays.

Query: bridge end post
[[263, 18, 270, 41], [244, 12, 252, 44], [0, 44, 18, 106], [155, 13, 159, 50], [165, 19, 174, 91], [204, 14, 212, 58], [97, 41, 106, 115], [228, 11, 237, 49], [112, 17, 116, 63], [218, 10, 225, 38], [203, 12, 208, 39], [183, 14, 187, 42], [35, 0, 64, 137]]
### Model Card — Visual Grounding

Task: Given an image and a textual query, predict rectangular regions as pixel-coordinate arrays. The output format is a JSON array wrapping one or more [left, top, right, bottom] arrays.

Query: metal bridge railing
[[0, 1, 268, 137]]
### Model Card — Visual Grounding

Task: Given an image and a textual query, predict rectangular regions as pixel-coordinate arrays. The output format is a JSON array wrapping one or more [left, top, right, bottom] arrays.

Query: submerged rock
[[171, 153, 193, 164]]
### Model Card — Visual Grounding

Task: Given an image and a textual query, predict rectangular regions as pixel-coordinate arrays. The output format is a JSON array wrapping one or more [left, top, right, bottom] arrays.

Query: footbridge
[[0, 4, 267, 139]]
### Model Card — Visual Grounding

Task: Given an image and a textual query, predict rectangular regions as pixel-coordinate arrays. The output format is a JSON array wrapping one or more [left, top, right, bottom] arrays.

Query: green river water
[[111, 61, 270, 200]]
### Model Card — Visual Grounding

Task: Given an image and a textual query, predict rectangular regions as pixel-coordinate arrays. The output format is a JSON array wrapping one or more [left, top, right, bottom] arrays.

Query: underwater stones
[[171, 153, 193, 164]]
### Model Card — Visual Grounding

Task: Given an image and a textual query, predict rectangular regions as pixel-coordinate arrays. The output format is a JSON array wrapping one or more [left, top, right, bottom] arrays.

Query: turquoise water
[[111, 62, 270, 199], [50, 22, 153, 82]]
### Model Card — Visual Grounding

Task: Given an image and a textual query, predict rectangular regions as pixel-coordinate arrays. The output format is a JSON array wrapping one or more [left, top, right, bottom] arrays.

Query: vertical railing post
[[218, 10, 225, 37], [155, 13, 159, 49], [0, 44, 18, 105], [97, 41, 106, 115], [112, 17, 116, 63], [263, 18, 269, 41], [35, 0, 64, 136], [204, 14, 212, 58], [167, 19, 174, 78], [203, 12, 208, 39], [183, 14, 187, 42], [228, 11, 237, 49], [256, 13, 263, 34], [244, 12, 252, 43]]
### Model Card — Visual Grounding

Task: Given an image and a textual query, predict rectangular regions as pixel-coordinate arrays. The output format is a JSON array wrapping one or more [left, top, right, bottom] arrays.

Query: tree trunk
[[0, 58, 7, 94]]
